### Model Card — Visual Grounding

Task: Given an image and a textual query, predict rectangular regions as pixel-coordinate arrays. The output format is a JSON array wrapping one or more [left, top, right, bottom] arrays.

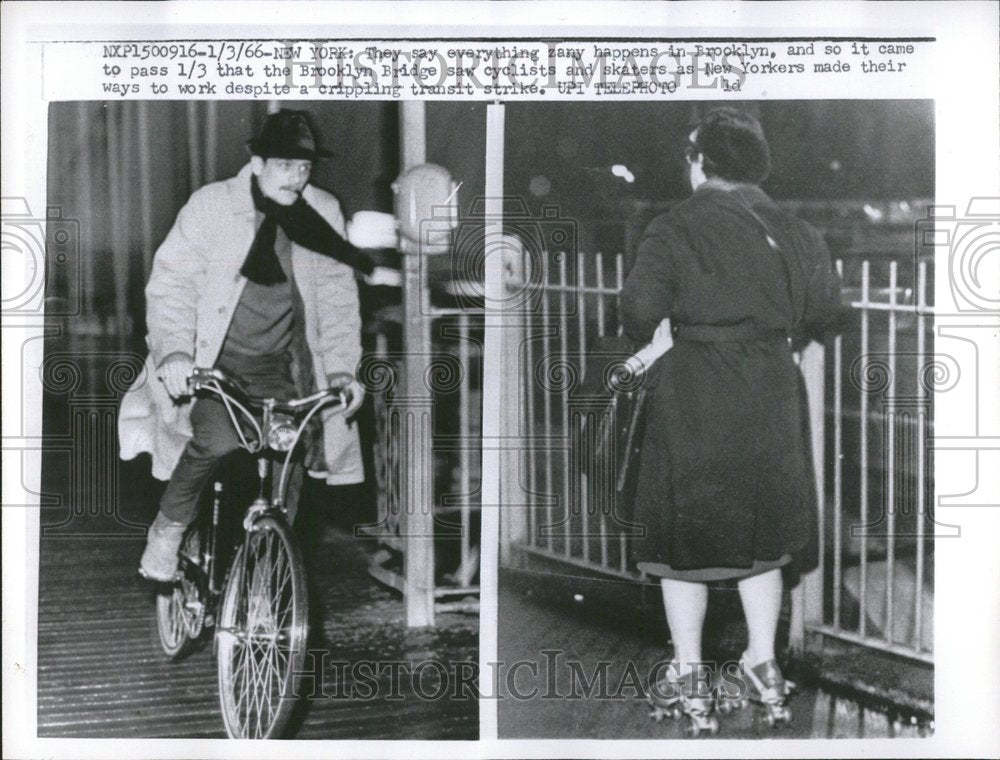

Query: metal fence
[[362, 304, 483, 622], [500, 248, 935, 665], [810, 257, 935, 663]]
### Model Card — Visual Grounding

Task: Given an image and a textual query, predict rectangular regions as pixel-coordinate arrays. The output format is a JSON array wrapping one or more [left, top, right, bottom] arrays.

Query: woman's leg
[[660, 578, 709, 673], [736, 567, 783, 666]]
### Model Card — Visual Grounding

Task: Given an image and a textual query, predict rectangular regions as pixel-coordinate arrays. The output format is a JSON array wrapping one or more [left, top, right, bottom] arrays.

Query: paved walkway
[[498, 569, 929, 740], [36, 459, 478, 739]]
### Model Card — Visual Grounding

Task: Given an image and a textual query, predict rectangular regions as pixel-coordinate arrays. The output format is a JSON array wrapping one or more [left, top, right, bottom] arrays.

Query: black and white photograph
[[497, 99, 938, 739], [34, 100, 485, 739], [2, 2, 999, 759]]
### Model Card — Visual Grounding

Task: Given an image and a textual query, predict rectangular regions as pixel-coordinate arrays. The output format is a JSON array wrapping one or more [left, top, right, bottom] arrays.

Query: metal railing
[[809, 257, 935, 663], [500, 248, 935, 665], [504, 249, 635, 575], [362, 305, 483, 622]]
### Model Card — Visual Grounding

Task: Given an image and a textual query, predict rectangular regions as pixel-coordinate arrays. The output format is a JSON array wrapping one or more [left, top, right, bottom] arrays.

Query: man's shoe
[[138, 512, 187, 581]]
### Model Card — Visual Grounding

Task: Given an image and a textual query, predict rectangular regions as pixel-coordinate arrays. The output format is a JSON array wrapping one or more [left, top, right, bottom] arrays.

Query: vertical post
[[105, 104, 128, 340], [500, 237, 527, 562], [185, 101, 202, 193], [833, 260, 845, 630], [76, 102, 94, 326], [136, 102, 154, 282], [913, 261, 927, 651], [204, 101, 219, 183], [790, 339, 826, 653], [480, 101, 505, 742], [399, 100, 434, 627]]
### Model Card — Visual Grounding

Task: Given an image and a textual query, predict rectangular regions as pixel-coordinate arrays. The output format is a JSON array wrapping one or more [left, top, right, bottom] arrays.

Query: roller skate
[[713, 660, 749, 716], [645, 661, 719, 737], [720, 655, 795, 727]]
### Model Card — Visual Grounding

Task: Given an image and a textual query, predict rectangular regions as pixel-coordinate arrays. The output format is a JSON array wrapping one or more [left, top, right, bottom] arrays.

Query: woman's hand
[[649, 318, 674, 358]]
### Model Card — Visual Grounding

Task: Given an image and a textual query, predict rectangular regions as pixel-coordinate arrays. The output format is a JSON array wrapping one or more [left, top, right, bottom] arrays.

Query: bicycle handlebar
[[188, 367, 354, 416]]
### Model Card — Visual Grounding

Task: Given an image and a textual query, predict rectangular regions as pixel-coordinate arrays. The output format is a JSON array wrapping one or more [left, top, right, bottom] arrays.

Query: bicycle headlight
[[266, 414, 298, 452]]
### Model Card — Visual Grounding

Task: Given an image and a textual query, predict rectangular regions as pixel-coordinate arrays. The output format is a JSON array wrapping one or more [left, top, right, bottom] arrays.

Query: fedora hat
[[247, 109, 333, 160]]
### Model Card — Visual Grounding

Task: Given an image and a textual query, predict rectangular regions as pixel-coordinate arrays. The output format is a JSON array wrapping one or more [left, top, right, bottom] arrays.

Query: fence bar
[[524, 252, 537, 548], [844, 300, 933, 315], [913, 260, 928, 651], [593, 256, 610, 566], [812, 624, 935, 665], [459, 314, 472, 578], [595, 253, 607, 337], [858, 260, 870, 638], [599, 514, 609, 568], [884, 261, 898, 644], [833, 260, 844, 629], [577, 252, 590, 561], [541, 255, 554, 549], [559, 253, 571, 558], [518, 543, 641, 581], [615, 256, 625, 337], [615, 253, 627, 571]]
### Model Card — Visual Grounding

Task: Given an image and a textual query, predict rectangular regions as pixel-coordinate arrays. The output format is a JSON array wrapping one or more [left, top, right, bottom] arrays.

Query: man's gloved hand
[[156, 352, 194, 400], [328, 375, 365, 416], [347, 211, 397, 250]]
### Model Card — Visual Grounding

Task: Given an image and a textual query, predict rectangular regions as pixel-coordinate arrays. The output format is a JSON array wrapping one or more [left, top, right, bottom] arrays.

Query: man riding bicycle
[[119, 108, 396, 582]]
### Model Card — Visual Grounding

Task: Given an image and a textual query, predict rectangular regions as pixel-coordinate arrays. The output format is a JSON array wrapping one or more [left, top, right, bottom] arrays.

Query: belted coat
[[621, 183, 841, 572], [118, 163, 364, 484]]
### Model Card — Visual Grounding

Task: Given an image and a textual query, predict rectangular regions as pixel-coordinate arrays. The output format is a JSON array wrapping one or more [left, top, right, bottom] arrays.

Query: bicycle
[[152, 366, 355, 739]]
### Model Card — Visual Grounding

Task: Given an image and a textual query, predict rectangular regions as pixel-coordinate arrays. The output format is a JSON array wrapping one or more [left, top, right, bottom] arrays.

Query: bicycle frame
[[188, 366, 352, 511]]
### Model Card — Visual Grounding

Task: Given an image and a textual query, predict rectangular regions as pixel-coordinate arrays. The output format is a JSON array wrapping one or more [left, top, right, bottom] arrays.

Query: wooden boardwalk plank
[[37, 518, 478, 739]]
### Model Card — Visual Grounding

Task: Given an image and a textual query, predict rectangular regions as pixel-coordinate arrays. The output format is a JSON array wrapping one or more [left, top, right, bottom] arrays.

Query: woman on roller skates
[[621, 107, 841, 735]]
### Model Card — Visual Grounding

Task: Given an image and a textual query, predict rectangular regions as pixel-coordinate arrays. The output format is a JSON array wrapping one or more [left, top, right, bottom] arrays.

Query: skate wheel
[[669, 707, 683, 721], [766, 711, 776, 728], [649, 707, 664, 723], [716, 699, 732, 715], [707, 716, 719, 735]]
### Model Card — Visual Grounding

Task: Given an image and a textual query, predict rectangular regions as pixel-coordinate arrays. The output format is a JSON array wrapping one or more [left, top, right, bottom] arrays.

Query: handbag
[[570, 335, 661, 526]]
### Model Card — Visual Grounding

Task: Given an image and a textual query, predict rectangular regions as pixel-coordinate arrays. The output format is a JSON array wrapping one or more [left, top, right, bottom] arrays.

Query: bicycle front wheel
[[216, 514, 308, 739]]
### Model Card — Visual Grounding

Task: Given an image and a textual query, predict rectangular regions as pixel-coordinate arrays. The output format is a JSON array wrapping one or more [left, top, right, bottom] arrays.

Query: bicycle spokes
[[219, 519, 306, 739]]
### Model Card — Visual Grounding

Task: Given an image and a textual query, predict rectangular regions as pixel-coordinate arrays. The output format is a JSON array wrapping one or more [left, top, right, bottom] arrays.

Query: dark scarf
[[241, 176, 375, 285]]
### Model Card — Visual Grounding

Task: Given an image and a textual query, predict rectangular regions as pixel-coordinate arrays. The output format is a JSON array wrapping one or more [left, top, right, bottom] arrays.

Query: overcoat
[[620, 183, 840, 572], [119, 163, 364, 485]]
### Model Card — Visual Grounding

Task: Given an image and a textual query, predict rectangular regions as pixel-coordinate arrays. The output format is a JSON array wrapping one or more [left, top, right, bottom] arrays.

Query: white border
[[4, 2, 999, 759]]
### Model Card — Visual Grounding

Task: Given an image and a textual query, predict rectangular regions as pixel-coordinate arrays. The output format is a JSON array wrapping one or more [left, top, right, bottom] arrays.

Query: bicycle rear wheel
[[154, 527, 205, 660], [216, 514, 308, 739]]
